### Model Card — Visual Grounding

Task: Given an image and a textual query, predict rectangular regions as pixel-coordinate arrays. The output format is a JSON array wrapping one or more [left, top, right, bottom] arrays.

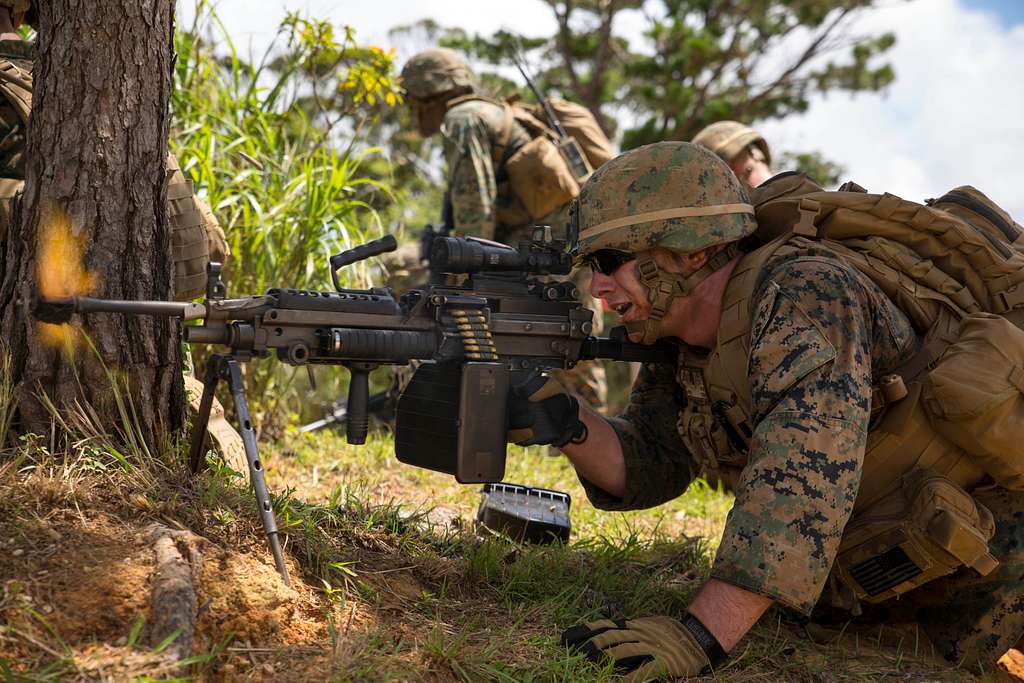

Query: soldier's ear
[[667, 245, 724, 276], [654, 248, 703, 275]]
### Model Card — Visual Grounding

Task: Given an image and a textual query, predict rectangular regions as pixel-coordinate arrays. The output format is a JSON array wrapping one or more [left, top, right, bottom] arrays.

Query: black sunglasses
[[584, 249, 635, 276]]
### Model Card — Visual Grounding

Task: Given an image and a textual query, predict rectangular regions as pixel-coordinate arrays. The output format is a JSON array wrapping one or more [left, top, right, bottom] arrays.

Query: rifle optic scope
[[430, 236, 572, 275]]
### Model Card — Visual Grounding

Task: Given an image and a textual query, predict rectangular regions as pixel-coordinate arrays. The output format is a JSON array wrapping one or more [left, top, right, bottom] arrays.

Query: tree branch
[[583, 0, 621, 125], [551, 0, 582, 95], [744, 7, 853, 114]]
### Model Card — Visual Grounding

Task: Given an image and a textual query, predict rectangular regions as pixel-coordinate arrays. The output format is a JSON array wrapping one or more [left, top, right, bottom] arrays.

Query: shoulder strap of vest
[[705, 234, 794, 432], [446, 93, 516, 167], [0, 58, 32, 125]]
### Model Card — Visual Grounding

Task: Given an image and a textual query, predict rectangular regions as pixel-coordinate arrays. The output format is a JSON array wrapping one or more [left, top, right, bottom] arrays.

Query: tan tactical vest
[[677, 174, 1024, 606], [165, 153, 216, 300], [0, 54, 31, 246]]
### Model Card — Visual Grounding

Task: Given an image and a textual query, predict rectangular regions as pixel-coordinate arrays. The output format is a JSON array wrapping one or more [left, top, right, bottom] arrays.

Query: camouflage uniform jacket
[[441, 98, 566, 245], [580, 242, 921, 614], [0, 39, 31, 180]]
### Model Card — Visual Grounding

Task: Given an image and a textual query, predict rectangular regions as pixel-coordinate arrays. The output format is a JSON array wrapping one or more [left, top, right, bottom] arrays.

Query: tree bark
[[0, 0, 183, 444]]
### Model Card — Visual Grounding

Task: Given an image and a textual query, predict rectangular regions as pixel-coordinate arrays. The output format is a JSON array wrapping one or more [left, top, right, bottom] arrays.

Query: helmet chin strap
[[626, 244, 737, 345]]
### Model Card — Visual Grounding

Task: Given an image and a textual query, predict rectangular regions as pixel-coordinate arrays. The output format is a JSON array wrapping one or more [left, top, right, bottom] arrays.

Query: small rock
[[115, 636, 128, 646], [11, 548, 23, 557], [40, 604, 53, 614]]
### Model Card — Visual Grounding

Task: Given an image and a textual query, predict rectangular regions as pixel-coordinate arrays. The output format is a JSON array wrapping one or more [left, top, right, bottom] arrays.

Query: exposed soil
[[1, 457, 1020, 682]]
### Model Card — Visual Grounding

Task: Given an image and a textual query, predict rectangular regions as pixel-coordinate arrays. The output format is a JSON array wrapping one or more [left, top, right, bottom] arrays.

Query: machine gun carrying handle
[[330, 234, 398, 292]]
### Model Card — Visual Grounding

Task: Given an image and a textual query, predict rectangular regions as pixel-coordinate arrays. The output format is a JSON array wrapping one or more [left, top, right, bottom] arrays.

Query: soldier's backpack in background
[[519, 97, 615, 170], [445, 93, 615, 221], [505, 98, 614, 220]]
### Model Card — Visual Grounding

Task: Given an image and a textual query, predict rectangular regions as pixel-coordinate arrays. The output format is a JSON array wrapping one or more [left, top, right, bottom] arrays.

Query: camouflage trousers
[[379, 243, 607, 411], [811, 485, 1024, 669], [905, 486, 1024, 668]]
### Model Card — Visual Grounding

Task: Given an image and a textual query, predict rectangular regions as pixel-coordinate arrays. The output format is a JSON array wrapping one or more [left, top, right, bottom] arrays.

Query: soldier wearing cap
[[0, 1, 245, 471], [399, 48, 606, 408], [508, 141, 1024, 679], [692, 120, 774, 188]]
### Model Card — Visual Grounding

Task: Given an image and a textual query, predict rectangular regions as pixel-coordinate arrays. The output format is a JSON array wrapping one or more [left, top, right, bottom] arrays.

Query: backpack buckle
[[997, 285, 1024, 312], [793, 198, 821, 237]]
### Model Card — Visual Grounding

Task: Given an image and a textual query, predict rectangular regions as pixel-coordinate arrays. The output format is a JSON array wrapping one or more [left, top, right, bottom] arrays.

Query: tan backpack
[[518, 98, 615, 170], [716, 173, 1024, 491], [456, 94, 614, 221], [702, 174, 1024, 603]]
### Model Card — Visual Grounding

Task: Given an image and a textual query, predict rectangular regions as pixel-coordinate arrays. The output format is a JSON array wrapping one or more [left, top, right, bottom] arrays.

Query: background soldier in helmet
[[508, 141, 1024, 679], [692, 120, 774, 188], [397, 47, 607, 409], [0, 0, 245, 472]]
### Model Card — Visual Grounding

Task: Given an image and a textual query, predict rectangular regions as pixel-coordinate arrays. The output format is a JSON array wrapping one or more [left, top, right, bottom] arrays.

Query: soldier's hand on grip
[[560, 615, 712, 682], [506, 372, 585, 447]]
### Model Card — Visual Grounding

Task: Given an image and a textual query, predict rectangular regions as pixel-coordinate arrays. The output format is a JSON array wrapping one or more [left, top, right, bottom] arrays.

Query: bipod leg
[[188, 355, 223, 474], [223, 357, 291, 586]]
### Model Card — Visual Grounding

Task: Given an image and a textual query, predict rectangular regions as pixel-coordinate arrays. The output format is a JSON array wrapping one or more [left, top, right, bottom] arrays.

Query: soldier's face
[[408, 98, 445, 137], [729, 148, 772, 188], [588, 251, 655, 333]]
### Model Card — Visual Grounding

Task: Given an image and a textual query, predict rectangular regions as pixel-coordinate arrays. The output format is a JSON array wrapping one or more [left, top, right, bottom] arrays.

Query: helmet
[[574, 141, 756, 344], [576, 141, 755, 257], [692, 121, 772, 167], [400, 48, 475, 100]]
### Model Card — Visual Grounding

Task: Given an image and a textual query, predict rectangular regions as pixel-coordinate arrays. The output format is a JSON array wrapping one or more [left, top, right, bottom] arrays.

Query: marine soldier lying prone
[[509, 141, 1024, 679]]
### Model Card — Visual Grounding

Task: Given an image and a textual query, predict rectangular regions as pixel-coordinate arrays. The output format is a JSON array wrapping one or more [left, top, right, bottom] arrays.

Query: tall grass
[[0, 344, 16, 449], [169, 4, 403, 427]]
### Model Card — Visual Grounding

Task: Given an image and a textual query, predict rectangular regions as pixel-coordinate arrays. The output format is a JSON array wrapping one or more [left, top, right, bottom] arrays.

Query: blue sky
[[963, 0, 1024, 25]]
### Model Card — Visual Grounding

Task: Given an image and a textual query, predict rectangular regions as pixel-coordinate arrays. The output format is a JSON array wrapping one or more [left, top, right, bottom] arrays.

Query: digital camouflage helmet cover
[[574, 141, 756, 343], [400, 48, 475, 100]]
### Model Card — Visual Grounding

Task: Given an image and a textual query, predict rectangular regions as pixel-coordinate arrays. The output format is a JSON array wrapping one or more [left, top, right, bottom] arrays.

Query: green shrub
[[170, 4, 402, 427]]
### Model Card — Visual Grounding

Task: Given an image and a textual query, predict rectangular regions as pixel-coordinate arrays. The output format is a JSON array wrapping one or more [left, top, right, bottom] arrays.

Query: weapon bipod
[[188, 353, 290, 586]]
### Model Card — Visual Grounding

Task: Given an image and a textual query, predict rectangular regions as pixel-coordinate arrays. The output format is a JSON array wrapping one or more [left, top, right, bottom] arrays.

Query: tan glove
[[561, 616, 712, 682]]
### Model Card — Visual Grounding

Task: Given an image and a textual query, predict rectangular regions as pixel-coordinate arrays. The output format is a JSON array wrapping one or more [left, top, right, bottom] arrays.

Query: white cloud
[[758, 0, 1024, 218], [180, 0, 1024, 219]]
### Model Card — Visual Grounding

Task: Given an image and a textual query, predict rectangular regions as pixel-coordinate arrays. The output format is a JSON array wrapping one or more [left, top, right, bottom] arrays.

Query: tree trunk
[[0, 0, 183, 444]]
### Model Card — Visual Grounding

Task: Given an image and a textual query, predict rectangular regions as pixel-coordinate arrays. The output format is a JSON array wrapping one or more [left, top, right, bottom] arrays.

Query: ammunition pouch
[[923, 312, 1024, 490], [834, 468, 998, 604], [505, 134, 580, 220]]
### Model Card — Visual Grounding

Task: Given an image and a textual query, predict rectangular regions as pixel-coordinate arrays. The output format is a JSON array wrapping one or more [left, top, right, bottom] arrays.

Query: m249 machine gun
[[35, 231, 675, 583]]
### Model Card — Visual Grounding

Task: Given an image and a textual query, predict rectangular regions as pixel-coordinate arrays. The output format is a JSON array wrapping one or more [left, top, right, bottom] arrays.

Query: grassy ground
[[0, 421, 1015, 681]]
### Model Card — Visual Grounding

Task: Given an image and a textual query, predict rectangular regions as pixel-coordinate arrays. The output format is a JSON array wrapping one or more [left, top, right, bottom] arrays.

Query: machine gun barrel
[[34, 296, 206, 324], [31, 233, 678, 584]]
